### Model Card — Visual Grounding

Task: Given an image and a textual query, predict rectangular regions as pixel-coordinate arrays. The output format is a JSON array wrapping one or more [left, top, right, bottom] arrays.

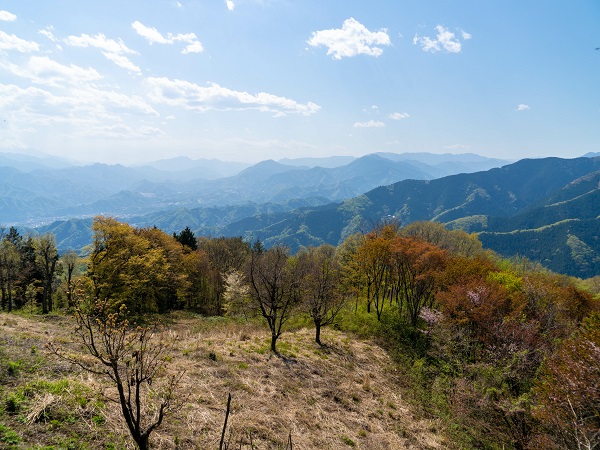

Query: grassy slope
[[0, 312, 446, 450]]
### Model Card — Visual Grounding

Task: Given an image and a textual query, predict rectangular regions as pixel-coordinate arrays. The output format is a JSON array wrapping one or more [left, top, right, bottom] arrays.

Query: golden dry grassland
[[0, 312, 447, 449]]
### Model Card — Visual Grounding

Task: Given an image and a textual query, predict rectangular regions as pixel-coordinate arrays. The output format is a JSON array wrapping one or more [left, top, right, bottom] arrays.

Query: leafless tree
[[297, 245, 345, 345], [48, 293, 182, 450], [247, 242, 300, 353]]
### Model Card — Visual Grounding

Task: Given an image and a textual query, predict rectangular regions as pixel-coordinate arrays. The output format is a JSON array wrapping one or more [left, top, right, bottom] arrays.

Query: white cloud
[[516, 104, 530, 111], [102, 52, 141, 73], [388, 112, 410, 120], [0, 30, 39, 52], [354, 120, 385, 128], [144, 77, 320, 116], [64, 33, 137, 55], [0, 56, 102, 86], [64, 33, 139, 71], [182, 41, 204, 54], [132, 21, 170, 45], [0, 79, 160, 156], [0, 81, 159, 148], [308, 18, 391, 60], [0, 10, 17, 21], [132, 21, 203, 54], [413, 25, 469, 53], [226, 1, 235, 11], [38, 27, 58, 43]]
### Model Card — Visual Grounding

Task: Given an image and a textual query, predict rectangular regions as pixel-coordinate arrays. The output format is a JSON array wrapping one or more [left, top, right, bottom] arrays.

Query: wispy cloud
[[64, 33, 140, 72], [0, 56, 102, 86], [354, 120, 385, 128], [103, 52, 142, 73], [413, 25, 470, 53], [308, 18, 391, 60], [64, 33, 137, 55], [388, 112, 410, 120], [516, 104, 530, 111], [0, 10, 17, 21], [144, 77, 320, 116], [132, 21, 203, 54], [0, 82, 158, 134], [0, 31, 39, 52], [226, 1, 235, 11], [38, 27, 59, 43]]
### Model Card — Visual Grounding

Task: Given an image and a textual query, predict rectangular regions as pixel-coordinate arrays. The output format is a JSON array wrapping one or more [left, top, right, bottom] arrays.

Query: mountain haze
[[0, 152, 507, 225]]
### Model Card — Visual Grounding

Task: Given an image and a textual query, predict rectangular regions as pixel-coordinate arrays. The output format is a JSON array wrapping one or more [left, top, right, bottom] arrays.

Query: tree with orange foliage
[[352, 225, 395, 319], [390, 237, 447, 326]]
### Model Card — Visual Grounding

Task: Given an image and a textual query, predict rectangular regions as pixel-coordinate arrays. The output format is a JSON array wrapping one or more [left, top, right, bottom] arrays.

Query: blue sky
[[0, 0, 599, 164]]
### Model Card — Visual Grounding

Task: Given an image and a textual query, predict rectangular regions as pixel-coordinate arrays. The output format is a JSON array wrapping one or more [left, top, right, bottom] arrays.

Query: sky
[[0, 0, 599, 165]]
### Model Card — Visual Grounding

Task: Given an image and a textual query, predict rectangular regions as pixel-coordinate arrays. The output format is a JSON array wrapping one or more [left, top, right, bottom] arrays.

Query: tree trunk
[[42, 285, 48, 314], [6, 279, 12, 313], [315, 319, 322, 345], [66, 268, 74, 308], [270, 333, 278, 353], [134, 434, 149, 450]]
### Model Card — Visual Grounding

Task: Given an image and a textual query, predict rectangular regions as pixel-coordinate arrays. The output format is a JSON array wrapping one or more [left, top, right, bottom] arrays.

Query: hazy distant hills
[[6, 151, 600, 277], [0, 151, 508, 225]]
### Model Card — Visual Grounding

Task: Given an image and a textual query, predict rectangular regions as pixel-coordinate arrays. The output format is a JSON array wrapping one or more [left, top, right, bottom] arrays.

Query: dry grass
[[0, 312, 447, 449]]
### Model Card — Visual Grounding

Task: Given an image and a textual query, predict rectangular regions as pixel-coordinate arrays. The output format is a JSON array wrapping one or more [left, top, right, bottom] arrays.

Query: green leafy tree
[[61, 250, 79, 308], [173, 226, 198, 251], [88, 217, 169, 314], [198, 236, 251, 315], [0, 238, 20, 312], [33, 233, 59, 314]]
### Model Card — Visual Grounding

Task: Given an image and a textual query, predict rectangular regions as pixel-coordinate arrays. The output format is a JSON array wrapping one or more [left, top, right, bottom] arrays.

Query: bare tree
[[247, 242, 300, 353], [297, 245, 345, 345], [49, 294, 182, 450]]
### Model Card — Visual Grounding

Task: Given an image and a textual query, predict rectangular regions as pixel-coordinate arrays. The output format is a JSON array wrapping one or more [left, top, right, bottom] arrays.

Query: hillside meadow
[[1, 218, 599, 449], [0, 311, 444, 449]]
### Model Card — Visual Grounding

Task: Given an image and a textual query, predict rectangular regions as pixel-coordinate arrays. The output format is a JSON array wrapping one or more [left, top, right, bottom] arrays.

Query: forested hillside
[[215, 157, 600, 277], [1, 218, 599, 449]]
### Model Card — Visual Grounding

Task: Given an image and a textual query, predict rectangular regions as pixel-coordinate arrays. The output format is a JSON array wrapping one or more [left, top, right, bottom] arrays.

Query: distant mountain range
[[0, 151, 508, 225], [4, 151, 599, 277]]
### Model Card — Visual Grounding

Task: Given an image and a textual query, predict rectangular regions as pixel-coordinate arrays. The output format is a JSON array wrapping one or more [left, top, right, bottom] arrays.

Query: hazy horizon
[[1, 1, 599, 165]]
